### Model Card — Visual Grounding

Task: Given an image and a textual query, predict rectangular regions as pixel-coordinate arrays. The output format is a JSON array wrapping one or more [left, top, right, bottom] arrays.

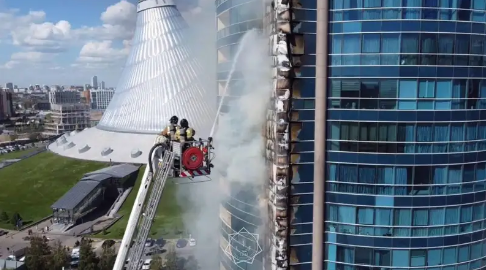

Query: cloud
[[73, 40, 129, 69], [0, 10, 46, 39], [75, 0, 137, 41], [0, 0, 213, 83], [0, 51, 52, 69], [1, 0, 136, 54], [11, 20, 72, 52]]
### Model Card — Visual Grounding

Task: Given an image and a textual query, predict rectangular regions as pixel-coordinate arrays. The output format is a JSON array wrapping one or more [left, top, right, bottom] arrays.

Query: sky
[[0, 0, 203, 87]]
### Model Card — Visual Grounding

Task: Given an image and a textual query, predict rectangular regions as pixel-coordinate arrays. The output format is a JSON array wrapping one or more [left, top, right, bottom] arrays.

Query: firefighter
[[160, 115, 180, 141], [178, 118, 196, 143]]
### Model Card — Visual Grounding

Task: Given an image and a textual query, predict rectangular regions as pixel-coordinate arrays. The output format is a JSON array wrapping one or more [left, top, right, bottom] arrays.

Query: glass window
[[394, 209, 411, 226], [460, 205, 473, 223], [357, 208, 374, 224], [338, 206, 356, 223], [443, 247, 457, 264], [458, 245, 469, 262], [419, 80, 435, 98], [471, 242, 482, 260], [337, 246, 354, 264], [343, 0, 362, 8], [399, 80, 418, 98], [445, 206, 460, 224], [381, 34, 400, 54], [413, 209, 428, 226], [401, 34, 419, 53], [362, 34, 380, 53], [383, 0, 400, 7], [474, 0, 486, 9], [375, 208, 392, 225], [421, 34, 438, 54], [343, 35, 361, 54], [392, 250, 409, 267], [470, 36, 484, 55], [355, 248, 373, 265], [410, 250, 426, 267], [374, 250, 391, 266], [427, 249, 442, 266], [363, 0, 381, 8], [429, 208, 444, 225], [331, 35, 342, 54], [455, 34, 470, 65]]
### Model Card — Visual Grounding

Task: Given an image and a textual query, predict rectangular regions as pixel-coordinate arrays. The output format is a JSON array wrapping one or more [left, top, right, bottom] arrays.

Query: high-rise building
[[48, 90, 80, 104], [216, 1, 265, 270], [45, 91, 89, 135], [262, 0, 486, 270], [0, 89, 14, 120], [5, 82, 13, 91], [100, 81, 106, 90], [90, 89, 114, 110], [92, 76, 98, 89]]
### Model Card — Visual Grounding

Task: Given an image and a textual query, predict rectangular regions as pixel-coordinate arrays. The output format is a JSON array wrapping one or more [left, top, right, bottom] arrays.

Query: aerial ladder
[[113, 130, 214, 270]]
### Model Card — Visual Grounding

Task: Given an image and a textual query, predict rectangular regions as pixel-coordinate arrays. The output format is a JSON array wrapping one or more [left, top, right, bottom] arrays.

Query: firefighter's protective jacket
[[177, 127, 196, 141], [160, 124, 180, 140]]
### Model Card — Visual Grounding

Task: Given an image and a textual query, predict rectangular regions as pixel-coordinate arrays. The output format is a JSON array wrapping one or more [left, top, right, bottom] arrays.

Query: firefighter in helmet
[[177, 118, 196, 142], [160, 115, 180, 141]]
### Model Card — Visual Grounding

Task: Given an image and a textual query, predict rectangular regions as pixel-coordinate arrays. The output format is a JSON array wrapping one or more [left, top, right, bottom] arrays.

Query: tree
[[98, 245, 116, 270], [0, 211, 8, 222], [150, 255, 164, 270], [25, 235, 52, 270], [165, 245, 178, 270], [78, 239, 98, 270], [28, 132, 40, 141], [8, 134, 18, 142], [44, 113, 52, 123], [48, 241, 69, 270]]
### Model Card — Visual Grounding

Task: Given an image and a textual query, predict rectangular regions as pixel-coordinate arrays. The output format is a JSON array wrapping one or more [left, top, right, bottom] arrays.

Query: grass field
[[0, 152, 107, 229], [95, 166, 186, 239], [0, 148, 40, 161]]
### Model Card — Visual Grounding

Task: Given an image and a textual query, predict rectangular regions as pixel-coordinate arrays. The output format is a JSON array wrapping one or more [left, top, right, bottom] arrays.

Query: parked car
[[145, 238, 154, 247], [155, 238, 166, 247], [176, 239, 187, 248]]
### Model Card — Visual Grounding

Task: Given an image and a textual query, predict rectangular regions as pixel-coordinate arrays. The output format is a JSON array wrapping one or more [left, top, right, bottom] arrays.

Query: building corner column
[[312, 0, 329, 269]]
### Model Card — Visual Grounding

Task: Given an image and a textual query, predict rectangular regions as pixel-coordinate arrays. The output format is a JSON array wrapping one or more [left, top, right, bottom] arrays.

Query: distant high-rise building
[[91, 76, 98, 89], [45, 90, 89, 135], [5, 82, 13, 91], [48, 91, 80, 105], [90, 89, 114, 110], [100, 81, 106, 90], [0, 89, 14, 120]]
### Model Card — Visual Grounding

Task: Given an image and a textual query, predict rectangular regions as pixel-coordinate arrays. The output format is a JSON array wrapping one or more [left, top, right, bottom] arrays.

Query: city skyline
[[0, 0, 209, 85]]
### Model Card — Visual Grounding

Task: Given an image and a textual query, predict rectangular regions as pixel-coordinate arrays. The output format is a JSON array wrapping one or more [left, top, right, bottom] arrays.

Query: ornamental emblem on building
[[223, 228, 263, 264]]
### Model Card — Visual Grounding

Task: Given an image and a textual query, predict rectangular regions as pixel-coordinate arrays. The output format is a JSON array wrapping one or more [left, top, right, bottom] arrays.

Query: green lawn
[[0, 148, 40, 161], [95, 166, 186, 239], [0, 152, 107, 229]]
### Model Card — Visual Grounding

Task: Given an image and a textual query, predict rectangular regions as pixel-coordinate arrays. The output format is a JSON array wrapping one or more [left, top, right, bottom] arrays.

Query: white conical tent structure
[[48, 0, 215, 163]]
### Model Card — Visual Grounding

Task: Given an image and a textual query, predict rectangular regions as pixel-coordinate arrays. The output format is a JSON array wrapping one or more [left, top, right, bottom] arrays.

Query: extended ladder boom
[[126, 150, 175, 270]]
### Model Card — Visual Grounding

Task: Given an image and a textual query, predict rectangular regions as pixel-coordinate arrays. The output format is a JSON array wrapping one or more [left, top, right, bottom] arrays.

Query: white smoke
[[175, 29, 271, 270]]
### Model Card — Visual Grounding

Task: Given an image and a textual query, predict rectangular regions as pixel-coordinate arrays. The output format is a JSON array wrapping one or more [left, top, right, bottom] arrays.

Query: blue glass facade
[[323, 0, 486, 269], [216, 1, 264, 269]]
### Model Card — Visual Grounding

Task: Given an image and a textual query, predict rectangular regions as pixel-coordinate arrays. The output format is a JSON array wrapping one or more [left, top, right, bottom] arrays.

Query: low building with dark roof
[[51, 164, 140, 225]]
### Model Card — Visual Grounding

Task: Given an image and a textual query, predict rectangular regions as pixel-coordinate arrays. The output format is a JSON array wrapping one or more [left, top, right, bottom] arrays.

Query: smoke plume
[[176, 6, 271, 269]]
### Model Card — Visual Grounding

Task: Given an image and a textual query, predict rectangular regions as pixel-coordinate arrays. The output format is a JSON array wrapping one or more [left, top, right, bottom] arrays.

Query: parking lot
[[0, 140, 48, 156]]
